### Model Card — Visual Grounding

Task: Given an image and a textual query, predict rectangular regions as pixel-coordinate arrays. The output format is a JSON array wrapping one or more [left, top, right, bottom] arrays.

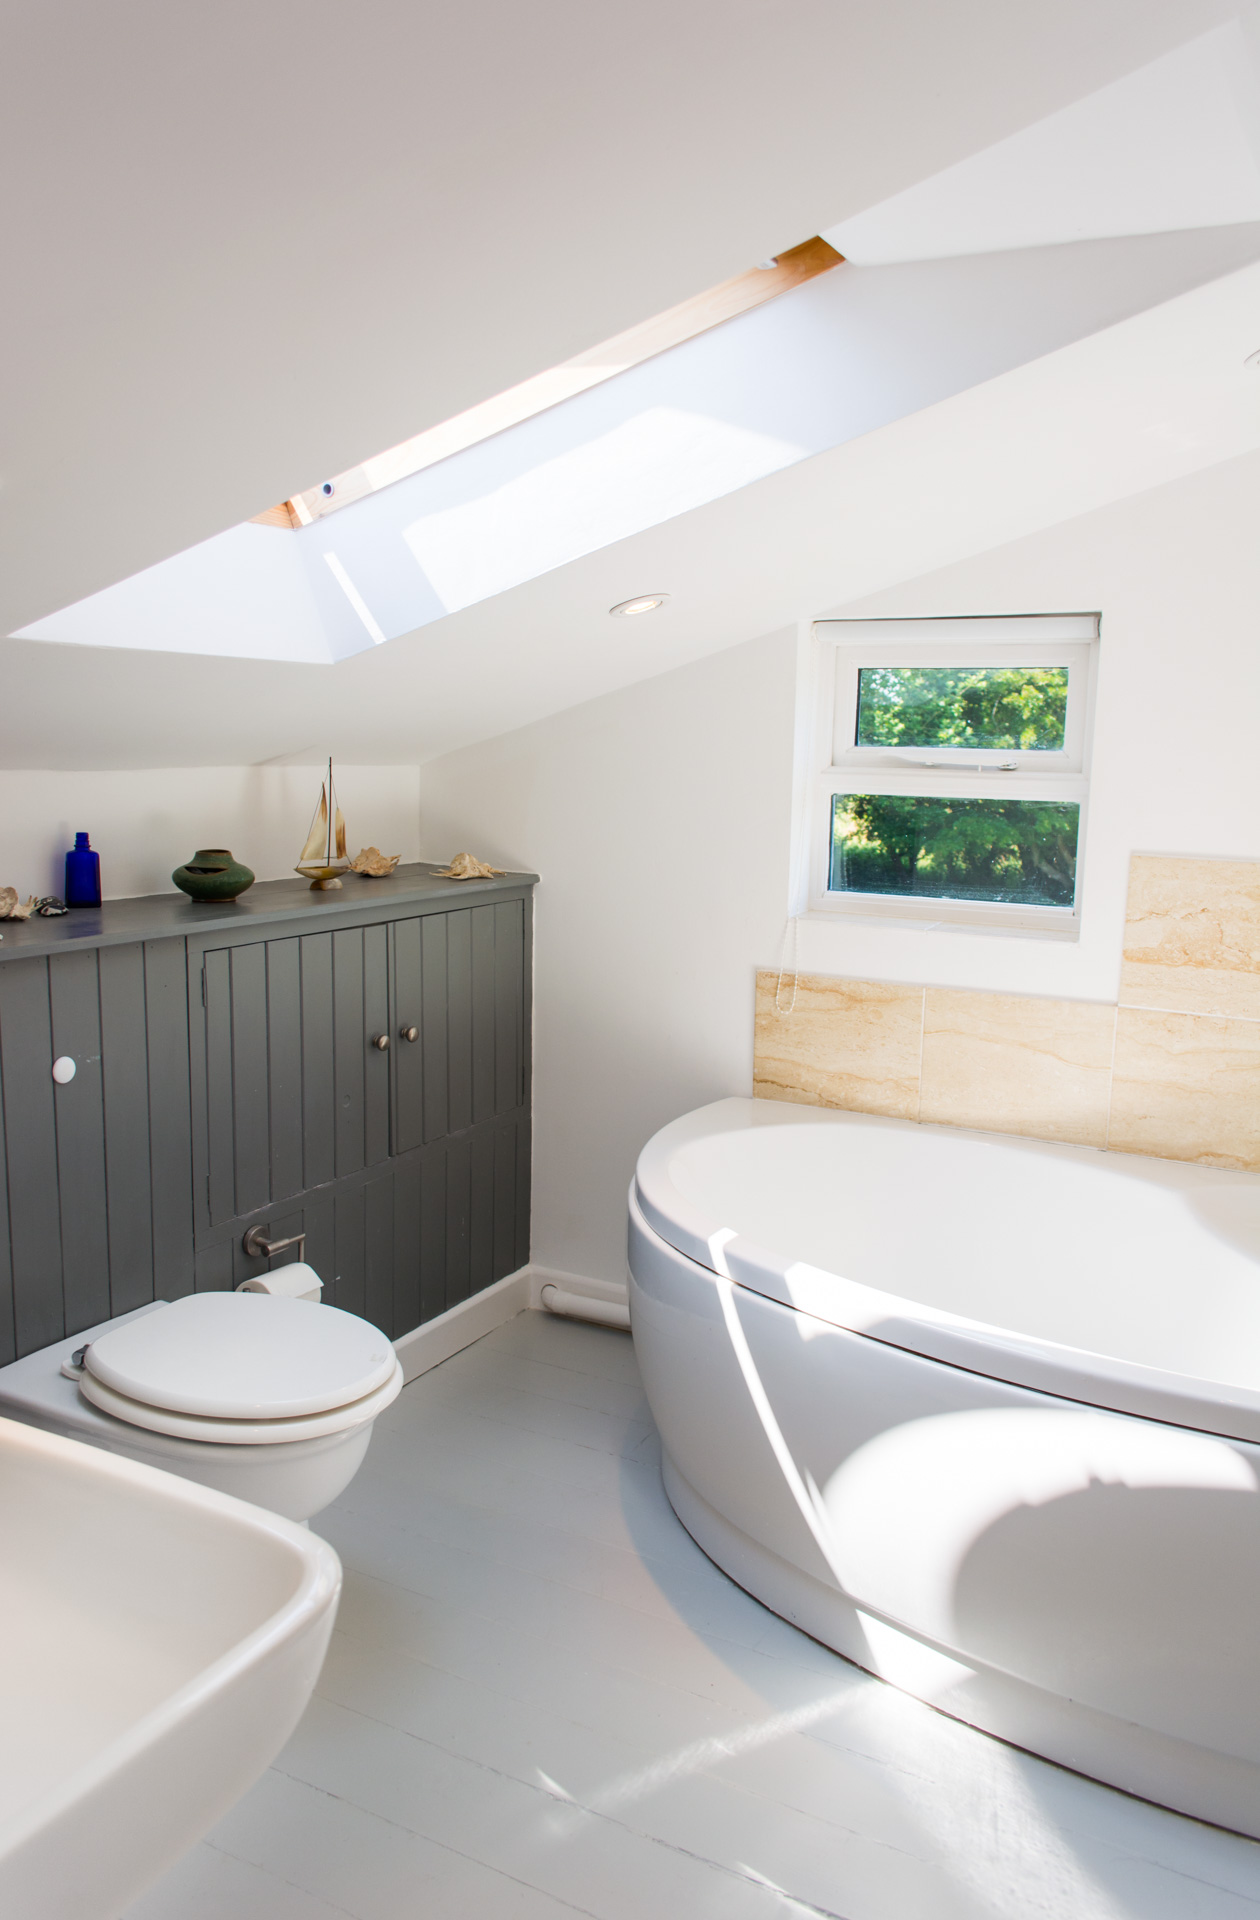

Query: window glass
[[854, 666, 1068, 752], [830, 794, 1080, 908]]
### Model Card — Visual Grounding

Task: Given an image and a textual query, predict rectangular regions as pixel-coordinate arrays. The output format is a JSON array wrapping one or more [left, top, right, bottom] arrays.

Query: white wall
[[419, 449, 1260, 1286], [421, 634, 797, 1284], [0, 766, 421, 902]]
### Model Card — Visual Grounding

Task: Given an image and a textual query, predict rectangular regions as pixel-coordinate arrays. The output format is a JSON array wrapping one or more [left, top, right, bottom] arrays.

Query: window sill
[[802, 905, 1081, 943]]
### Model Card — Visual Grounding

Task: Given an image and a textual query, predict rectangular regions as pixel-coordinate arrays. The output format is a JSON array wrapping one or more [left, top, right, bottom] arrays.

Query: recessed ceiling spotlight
[[755, 258, 779, 270], [610, 594, 669, 617]]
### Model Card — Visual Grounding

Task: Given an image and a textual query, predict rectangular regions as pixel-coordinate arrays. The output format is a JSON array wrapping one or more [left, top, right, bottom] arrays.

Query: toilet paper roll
[[236, 1262, 324, 1302]]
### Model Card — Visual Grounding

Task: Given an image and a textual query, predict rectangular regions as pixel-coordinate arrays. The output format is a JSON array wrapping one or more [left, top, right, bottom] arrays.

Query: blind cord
[[774, 915, 800, 1016]]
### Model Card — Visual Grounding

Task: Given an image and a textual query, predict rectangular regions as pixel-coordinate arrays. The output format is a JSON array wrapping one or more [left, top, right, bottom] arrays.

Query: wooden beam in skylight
[[251, 236, 843, 529]]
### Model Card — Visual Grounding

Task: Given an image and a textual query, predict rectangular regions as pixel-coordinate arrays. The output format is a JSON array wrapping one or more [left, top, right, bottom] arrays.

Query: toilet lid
[[82, 1293, 398, 1419], [78, 1357, 404, 1444]]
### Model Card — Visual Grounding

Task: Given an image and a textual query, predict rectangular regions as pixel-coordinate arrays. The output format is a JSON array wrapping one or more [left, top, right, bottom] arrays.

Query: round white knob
[[52, 1056, 77, 1084]]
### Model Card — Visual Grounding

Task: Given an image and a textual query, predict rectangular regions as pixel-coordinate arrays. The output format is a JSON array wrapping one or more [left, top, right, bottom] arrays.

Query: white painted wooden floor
[[128, 1311, 1260, 1920]]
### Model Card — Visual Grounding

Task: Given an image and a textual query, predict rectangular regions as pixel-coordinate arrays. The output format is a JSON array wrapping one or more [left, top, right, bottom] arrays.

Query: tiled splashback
[[754, 853, 1260, 1172]]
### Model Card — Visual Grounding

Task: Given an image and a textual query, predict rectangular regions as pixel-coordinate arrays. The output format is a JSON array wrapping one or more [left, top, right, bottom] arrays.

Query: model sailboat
[[296, 759, 350, 889]]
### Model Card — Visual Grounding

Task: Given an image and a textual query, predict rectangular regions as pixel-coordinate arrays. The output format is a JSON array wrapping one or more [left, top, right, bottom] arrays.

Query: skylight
[[254, 239, 841, 529]]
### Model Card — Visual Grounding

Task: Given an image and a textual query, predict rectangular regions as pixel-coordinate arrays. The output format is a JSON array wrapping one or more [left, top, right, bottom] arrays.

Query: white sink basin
[[0, 1413, 341, 1919]]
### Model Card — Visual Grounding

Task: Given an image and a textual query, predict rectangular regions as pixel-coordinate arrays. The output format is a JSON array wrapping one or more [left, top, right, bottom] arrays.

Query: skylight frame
[[252, 237, 842, 530]]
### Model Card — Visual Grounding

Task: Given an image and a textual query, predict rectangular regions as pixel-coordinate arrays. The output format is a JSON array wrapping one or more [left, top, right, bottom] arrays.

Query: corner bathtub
[[627, 1096, 1260, 1835]]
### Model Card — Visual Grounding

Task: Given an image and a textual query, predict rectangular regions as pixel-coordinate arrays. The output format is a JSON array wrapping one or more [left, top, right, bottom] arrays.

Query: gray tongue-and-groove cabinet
[[0, 865, 535, 1360]]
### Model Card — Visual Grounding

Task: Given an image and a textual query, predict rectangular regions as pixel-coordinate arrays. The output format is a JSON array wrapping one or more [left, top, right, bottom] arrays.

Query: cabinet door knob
[[372, 1033, 390, 1051], [399, 1025, 418, 1042], [52, 1056, 77, 1085]]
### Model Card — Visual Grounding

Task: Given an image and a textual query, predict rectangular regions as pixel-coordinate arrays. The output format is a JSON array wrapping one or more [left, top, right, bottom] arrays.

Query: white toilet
[[0, 1285, 404, 1521]]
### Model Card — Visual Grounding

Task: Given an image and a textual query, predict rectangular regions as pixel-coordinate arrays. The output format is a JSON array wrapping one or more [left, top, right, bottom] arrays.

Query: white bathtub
[[627, 1096, 1260, 1835]]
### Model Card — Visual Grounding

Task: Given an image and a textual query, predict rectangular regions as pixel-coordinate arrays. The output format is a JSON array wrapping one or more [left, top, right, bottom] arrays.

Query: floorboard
[[126, 1311, 1260, 1920]]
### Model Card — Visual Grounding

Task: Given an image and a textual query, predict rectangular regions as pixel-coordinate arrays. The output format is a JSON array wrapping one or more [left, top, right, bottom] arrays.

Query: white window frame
[[809, 614, 1099, 936]]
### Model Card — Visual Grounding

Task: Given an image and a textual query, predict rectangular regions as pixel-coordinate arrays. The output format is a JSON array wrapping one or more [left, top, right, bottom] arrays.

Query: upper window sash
[[816, 623, 1097, 779]]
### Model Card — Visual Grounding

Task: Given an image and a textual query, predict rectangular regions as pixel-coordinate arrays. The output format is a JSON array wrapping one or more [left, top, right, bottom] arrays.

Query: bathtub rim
[[631, 1100, 1260, 1447]]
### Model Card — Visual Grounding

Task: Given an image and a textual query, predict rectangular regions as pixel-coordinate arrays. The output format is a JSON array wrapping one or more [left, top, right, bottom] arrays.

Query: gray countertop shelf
[[0, 862, 539, 962]]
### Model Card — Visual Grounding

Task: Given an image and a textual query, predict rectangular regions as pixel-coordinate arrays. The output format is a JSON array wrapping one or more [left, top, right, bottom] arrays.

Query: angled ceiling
[[4, 253, 1258, 769], [824, 19, 1260, 261], [19, 222, 1259, 666], [3, 0, 1250, 642]]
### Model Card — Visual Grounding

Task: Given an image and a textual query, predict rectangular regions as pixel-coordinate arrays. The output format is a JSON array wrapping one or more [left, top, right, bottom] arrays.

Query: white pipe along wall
[[416, 449, 1260, 1289]]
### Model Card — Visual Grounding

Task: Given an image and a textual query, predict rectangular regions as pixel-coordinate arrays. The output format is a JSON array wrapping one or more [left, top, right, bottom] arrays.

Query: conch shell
[[0, 889, 35, 920], [349, 846, 401, 877], [434, 852, 506, 881]]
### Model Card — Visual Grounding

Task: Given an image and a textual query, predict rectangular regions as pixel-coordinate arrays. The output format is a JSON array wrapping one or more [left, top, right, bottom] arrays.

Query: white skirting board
[[392, 1266, 630, 1383]]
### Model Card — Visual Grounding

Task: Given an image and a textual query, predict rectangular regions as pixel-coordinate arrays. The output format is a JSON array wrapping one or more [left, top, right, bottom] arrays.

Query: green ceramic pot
[[172, 848, 255, 902]]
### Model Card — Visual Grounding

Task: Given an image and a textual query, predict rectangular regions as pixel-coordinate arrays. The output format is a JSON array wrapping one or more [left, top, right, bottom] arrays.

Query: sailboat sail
[[297, 759, 350, 886], [298, 786, 329, 866]]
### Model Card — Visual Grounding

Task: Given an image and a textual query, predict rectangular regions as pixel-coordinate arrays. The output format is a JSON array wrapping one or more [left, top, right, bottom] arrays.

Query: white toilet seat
[[78, 1360, 403, 1443], [82, 1291, 397, 1419]]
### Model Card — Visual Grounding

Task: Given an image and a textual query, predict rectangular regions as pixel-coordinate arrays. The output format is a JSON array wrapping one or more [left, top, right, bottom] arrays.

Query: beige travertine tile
[[920, 989, 1115, 1148], [753, 970, 922, 1119], [1108, 1006, 1260, 1170], [1120, 853, 1260, 1019]]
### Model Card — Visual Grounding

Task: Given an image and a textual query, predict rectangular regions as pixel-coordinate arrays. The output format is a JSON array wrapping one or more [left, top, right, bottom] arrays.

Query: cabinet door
[[395, 899, 526, 1156], [0, 940, 193, 1359], [201, 925, 391, 1228]]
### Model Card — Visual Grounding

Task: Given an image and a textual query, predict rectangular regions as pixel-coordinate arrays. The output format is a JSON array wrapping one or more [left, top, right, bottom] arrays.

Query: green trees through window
[[833, 665, 1078, 908], [855, 666, 1069, 753], [831, 795, 1080, 907]]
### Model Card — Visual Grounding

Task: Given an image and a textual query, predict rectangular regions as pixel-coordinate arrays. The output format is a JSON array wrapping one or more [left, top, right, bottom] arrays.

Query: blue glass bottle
[[64, 832, 101, 908]]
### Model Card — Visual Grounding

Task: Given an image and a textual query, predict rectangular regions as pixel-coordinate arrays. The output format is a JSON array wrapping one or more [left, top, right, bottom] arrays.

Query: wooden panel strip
[[48, 949, 110, 1332], [333, 928, 366, 1178], [334, 1180, 366, 1318], [194, 1238, 234, 1293], [203, 948, 236, 1225], [99, 943, 155, 1315], [514, 1105, 532, 1273], [419, 1140, 447, 1325], [444, 1132, 471, 1312], [493, 898, 524, 1114], [144, 939, 195, 1302], [363, 920, 391, 1168], [363, 1167, 394, 1331], [492, 1113, 518, 1283], [445, 907, 473, 1134], [420, 912, 450, 1143], [266, 936, 304, 1203], [300, 933, 335, 1189], [470, 905, 496, 1125], [0, 958, 63, 1353], [229, 941, 271, 1218], [391, 916, 425, 1156], [392, 1156, 422, 1336], [469, 1124, 495, 1298]]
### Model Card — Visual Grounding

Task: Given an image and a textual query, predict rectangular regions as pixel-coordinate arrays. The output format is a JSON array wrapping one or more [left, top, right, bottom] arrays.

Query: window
[[809, 615, 1098, 935]]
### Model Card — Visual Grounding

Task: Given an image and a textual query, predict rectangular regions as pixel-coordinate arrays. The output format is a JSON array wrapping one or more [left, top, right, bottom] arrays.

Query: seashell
[[0, 888, 35, 920], [349, 846, 402, 877], [434, 852, 506, 881], [36, 896, 68, 916]]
